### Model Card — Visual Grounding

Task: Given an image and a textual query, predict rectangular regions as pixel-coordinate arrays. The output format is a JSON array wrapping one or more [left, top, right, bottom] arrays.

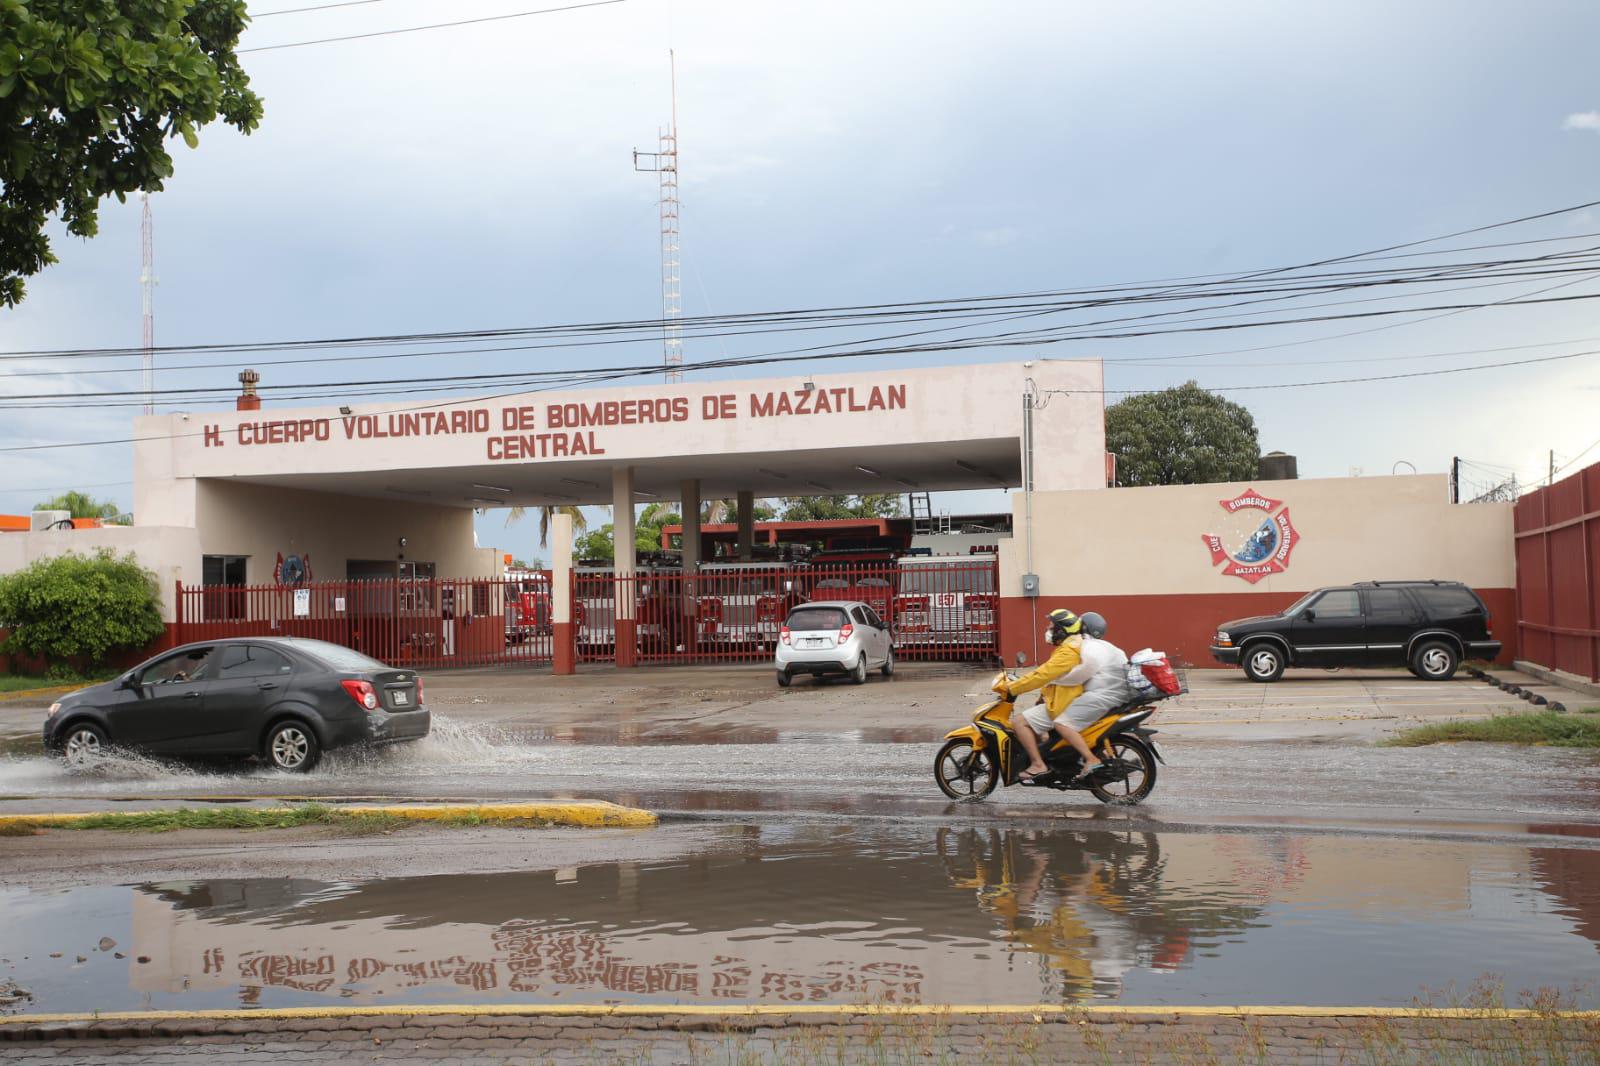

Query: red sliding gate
[[574, 560, 1000, 665], [1514, 460, 1600, 682], [176, 575, 554, 669]]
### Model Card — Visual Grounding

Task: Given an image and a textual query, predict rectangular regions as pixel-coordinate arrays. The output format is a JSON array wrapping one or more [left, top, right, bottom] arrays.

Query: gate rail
[[1514, 460, 1600, 682]]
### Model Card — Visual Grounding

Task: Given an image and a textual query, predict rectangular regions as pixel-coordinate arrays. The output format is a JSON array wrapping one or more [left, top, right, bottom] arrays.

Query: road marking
[[0, 801, 657, 831], [1, 1003, 1596, 1026]]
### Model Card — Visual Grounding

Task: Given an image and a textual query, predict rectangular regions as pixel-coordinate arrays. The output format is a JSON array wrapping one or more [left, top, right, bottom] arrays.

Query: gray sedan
[[43, 637, 430, 772]]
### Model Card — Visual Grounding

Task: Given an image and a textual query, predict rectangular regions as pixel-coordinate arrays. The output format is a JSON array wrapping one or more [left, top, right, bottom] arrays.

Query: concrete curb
[[1514, 659, 1600, 699], [2, 1003, 1596, 1032], [0, 800, 658, 832], [0, 682, 85, 704]]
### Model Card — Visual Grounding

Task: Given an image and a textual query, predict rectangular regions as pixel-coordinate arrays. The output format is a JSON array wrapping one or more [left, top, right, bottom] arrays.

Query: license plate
[[393, 691, 409, 706], [804, 638, 826, 648]]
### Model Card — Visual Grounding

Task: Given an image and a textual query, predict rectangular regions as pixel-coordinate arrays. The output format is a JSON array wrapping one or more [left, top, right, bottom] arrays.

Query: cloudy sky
[[4, 0, 1599, 560]]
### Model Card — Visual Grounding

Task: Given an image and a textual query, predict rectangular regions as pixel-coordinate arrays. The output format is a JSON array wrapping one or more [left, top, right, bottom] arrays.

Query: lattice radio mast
[[140, 193, 156, 414], [633, 50, 682, 383]]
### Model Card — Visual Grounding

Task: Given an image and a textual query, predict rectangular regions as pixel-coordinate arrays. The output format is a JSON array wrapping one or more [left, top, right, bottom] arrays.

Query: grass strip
[[0, 803, 554, 836], [0, 672, 114, 697], [1385, 711, 1600, 748]]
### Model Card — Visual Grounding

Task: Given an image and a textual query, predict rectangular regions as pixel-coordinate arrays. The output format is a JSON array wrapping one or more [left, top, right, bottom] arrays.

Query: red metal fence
[[176, 575, 554, 670], [1514, 460, 1600, 682], [574, 560, 1000, 665], [176, 559, 1001, 670]]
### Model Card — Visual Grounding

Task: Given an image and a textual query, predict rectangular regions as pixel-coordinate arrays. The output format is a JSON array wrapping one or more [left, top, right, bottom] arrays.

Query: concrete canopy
[[135, 360, 1107, 517]]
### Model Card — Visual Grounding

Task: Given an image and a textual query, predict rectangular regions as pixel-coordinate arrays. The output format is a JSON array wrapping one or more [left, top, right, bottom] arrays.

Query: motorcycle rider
[[1046, 611, 1137, 783], [1002, 608, 1088, 784]]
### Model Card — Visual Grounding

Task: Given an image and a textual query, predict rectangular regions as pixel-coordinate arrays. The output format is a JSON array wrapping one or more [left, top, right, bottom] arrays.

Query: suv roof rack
[[1353, 579, 1464, 587]]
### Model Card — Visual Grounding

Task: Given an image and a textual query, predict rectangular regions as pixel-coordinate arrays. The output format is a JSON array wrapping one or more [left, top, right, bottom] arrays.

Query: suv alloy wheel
[[1243, 642, 1285, 683], [1411, 640, 1459, 681]]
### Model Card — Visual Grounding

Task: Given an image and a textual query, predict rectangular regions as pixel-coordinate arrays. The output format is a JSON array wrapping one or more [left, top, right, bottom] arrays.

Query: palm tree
[[505, 505, 588, 549], [34, 491, 125, 522]]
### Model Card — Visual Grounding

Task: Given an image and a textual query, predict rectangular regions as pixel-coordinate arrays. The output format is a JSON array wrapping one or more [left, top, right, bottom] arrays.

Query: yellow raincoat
[[1007, 634, 1085, 718]]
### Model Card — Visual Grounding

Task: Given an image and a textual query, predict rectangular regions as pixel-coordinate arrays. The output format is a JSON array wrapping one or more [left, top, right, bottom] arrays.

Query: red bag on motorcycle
[[1139, 655, 1182, 695]]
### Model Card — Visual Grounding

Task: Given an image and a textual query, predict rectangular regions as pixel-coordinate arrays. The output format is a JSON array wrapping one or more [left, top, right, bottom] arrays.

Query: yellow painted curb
[[0, 801, 657, 831], [0, 682, 85, 703], [0, 1003, 1595, 1027]]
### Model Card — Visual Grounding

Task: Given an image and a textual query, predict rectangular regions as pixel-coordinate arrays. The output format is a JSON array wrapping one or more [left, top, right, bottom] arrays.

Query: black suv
[[1209, 581, 1500, 683]]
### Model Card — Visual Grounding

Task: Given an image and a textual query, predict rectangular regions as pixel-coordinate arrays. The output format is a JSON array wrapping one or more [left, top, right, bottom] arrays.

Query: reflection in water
[[6, 824, 1600, 1013]]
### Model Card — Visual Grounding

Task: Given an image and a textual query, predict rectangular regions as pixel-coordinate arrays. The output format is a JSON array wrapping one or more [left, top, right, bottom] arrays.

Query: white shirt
[[1061, 635, 1129, 690]]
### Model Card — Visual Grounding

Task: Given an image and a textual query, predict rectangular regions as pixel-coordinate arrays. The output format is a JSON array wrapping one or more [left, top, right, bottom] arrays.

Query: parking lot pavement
[[1, 661, 1581, 748]]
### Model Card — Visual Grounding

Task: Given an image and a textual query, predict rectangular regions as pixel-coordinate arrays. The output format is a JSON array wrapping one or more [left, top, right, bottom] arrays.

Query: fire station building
[[0, 358, 1517, 672]]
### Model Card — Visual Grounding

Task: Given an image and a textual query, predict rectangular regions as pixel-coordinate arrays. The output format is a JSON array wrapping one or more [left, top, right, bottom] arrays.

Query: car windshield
[[281, 639, 389, 672], [787, 607, 848, 631]]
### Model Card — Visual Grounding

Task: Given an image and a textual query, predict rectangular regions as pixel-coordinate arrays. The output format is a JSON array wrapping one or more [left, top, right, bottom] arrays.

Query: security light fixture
[[472, 483, 512, 493], [802, 380, 816, 391], [855, 465, 880, 477], [634, 490, 659, 498], [339, 406, 353, 415]]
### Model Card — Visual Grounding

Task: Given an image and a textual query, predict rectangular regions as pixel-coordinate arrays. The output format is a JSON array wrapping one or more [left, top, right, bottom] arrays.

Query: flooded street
[[5, 822, 1600, 1015]]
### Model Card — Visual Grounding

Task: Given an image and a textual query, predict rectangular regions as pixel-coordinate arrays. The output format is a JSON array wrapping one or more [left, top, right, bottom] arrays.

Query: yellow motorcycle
[[934, 672, 1168, 805]]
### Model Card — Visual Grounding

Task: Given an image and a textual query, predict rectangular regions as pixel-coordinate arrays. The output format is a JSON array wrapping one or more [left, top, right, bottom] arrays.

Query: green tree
[[635, 502, 681, 553], [33, 490, 123, 521], [0, 1, 264, 307], [573, 524, 614, 563], [0, 550, 165, 667], [779, 494, 904, 521], [1105, 381, 1260, 487]]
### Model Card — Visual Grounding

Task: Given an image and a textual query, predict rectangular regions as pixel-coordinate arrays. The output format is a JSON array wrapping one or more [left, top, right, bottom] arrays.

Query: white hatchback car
[[775, 600, 894, 687]]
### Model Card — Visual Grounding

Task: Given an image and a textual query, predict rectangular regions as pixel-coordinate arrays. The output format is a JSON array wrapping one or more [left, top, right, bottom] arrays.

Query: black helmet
[[1080, 611, 1107, 638]]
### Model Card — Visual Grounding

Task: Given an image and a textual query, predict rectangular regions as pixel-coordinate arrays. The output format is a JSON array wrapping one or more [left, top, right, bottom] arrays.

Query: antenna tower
[[633, 50, 682, 383], [140, 193, 155, 414]]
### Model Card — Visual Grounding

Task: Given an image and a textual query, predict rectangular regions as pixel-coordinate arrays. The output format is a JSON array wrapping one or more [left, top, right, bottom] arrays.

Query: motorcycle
[[934, 671, 1173, 805]]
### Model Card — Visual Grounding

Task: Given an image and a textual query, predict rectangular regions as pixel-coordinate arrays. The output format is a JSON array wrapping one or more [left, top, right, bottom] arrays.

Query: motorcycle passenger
[[1003, 608, 1087, 784], [1047, 611, 1137, 784]]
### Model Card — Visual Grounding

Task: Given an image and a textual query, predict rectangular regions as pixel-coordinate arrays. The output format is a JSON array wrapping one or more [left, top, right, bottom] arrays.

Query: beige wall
[[195, 480, 498, 587], [0, 526, 199, 620], [1000, 473, 1514, 598]]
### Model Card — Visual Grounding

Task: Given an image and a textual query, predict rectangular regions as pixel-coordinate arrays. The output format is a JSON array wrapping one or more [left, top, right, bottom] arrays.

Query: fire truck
[[503, 567, 552, 645], [804, 548, 897, 619], [572, 555, 682, 651], [891, 551, 998, 648], [693, 562, 804, 647]]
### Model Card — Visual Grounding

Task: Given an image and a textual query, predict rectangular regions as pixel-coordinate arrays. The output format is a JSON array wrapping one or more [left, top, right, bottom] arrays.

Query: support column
[[680, 479, 701, 651], [736, 490, 755, 561], [613, 466, 637, 668], [680, 479, 702, 572], [552, 512, 575, 675]]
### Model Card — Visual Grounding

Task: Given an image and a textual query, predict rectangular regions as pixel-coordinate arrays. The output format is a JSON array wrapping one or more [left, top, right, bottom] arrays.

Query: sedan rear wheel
[[851, 655, 868, 685], [881, 647, 895, 677], [265, 721, 321, 773]]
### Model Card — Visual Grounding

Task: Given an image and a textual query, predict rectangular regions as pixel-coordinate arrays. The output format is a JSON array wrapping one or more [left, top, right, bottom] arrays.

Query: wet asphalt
[[2, 665, 1598, 1015]]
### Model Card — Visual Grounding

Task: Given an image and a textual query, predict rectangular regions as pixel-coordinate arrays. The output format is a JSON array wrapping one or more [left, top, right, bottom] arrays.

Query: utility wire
[[239, 0, 626, 53]]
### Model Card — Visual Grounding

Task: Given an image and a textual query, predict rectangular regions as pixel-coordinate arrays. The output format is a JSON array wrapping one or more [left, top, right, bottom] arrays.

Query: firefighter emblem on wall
[[1202, 488, 1299, 584], [273, 552, 313, 586]]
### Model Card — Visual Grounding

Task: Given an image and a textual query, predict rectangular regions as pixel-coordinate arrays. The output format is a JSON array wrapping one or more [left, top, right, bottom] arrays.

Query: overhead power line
[[238, 0, 627, 53]]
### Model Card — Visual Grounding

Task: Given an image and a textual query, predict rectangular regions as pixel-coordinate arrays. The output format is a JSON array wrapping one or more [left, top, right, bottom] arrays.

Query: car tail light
[[838, 622, 854, 642], [415, 676, 425, 705], [780, 625, 792, 646], [340, 679, 379, 712]]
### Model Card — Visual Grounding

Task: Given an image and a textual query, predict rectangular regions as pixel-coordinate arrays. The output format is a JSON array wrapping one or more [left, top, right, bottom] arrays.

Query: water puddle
[[4, 824, 1598, 1013]]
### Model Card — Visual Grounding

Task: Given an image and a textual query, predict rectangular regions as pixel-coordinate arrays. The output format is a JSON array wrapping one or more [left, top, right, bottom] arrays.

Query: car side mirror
[[1303, 609, 1316, 622], [119, 672, 138, 690]]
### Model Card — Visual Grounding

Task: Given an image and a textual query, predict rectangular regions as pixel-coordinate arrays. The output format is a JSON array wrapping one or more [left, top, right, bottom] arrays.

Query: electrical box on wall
[[1021, 573, 1040, 597]]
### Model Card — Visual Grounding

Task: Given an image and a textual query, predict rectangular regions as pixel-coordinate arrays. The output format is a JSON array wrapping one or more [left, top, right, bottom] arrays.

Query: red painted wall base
[[999, 589, 1516, 669]]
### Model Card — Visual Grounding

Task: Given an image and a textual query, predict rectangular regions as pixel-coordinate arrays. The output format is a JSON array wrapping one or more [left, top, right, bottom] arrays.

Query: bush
[[0, 551, 166, 668]]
